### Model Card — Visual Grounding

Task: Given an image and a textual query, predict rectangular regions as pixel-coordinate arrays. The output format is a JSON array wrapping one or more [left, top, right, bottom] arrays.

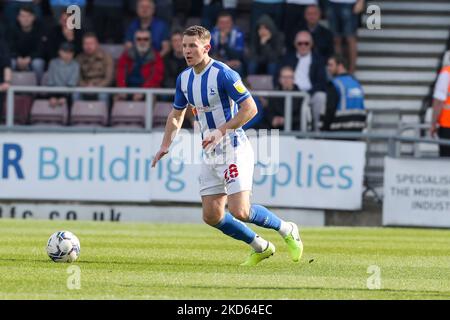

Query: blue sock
[[249, 204, 282, 231], [214, 212, 256, 244]]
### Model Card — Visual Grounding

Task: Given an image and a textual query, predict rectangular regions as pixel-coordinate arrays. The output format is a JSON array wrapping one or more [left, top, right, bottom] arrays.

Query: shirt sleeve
[[173, 74, 188, 110], [433, 71, 449, 101], [221, 68, 251, 104]]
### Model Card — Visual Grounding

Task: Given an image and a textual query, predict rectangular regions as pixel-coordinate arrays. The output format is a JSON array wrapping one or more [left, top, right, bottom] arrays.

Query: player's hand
[[353, 0, 364, 14], [202, 129, 224, 151], [151, 147, 169, 167]]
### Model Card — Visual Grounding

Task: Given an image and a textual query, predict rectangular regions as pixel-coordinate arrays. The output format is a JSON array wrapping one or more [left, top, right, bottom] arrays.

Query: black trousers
[[438, 127, 450, 157]]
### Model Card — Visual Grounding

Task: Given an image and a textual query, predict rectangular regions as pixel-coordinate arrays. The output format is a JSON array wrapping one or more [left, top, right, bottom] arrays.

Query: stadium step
[[365, 1, 450, 15], [356, 70, 437, 85], [362, 15, 450, 28], [358, 42, 446, 55], [363, 85, 430, 97], [356, 57, 441, 71], [357, 29, 449, 41], [365, 99, 423, 112]]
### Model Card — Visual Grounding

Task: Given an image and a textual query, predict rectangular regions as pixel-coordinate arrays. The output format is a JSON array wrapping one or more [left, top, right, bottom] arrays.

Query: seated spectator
[[282, 31, 327, 131], [301, 5, 334, 60], [49, 0, 86, 23], [265, 66, 303, 130], [284, 0, 317, 52], [124, 0, 170, 57], [46, 11, 83, 61], [210, 11, 245, 75], [327, 0, 365, 74], [92, 0, 124, 44], [116, 29, 164, 101], [0, 42, 12, 120], [163, 30, 186, 88], [8, 5, 46, 82], [247, 15, 284, 79], [322, 55, 366, 131], [2, 0, 42, 28], [75, 32, 114, 104], [47, 42, 80, 108]]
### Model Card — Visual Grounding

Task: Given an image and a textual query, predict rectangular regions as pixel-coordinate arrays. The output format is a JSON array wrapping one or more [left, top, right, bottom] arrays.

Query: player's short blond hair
[[183, 25, 211, 43]]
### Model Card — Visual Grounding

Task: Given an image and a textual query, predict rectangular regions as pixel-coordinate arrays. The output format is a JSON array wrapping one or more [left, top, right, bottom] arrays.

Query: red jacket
[[116, 48, 164, 88]]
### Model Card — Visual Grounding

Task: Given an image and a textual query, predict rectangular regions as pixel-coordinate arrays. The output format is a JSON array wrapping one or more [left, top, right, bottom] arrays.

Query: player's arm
[[152, 108, 186, 167], [202, 96, 257, 149], [152, 74, 188, 167]]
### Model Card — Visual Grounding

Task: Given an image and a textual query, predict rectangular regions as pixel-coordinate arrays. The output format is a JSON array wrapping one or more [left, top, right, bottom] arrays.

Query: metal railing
[[4, 86, 311, 132]]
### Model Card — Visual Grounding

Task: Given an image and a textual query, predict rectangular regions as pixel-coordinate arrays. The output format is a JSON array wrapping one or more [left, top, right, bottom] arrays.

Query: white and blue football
[[46, 231, 80, 263]]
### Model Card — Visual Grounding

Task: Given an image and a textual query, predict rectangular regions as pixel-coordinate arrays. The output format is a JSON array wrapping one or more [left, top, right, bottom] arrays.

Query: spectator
[[322, 55, 365, 131], [163, 30, 186, 88], [75, 33, 114, 104], [92, 0, 125, 44], [265, 66, 303, 130], [327, 0, 365, 74], [124, 0, 170, 57], [247, 15, 284, 78], [0, 42, 12, 121], [284, 0, 317, 52], [8, 5, 46, 82], [49, 0, 86, 23], [250, 0, 284, 36], [47, 42, 80, 108], [301, 5, 334, 60], [282, 31, 327, 131], [46, 11, 83, 61], [2, 0, 42, 28], [116, 29, 164, 101], [210, 11, 245, 75], [430, 57, 450, 157]]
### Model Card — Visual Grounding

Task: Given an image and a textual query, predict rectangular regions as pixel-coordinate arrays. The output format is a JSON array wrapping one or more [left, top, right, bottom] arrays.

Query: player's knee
[[230, 208, 250, 222], [203, 213, 221, 226]]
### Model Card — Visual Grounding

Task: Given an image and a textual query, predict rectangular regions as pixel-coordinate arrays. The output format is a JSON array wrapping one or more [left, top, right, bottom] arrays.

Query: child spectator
[[47, 42, 80, 108]]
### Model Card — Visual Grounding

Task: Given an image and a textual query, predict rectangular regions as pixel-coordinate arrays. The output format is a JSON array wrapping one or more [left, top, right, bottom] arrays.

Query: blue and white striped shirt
[[173, 59, 251, 148]]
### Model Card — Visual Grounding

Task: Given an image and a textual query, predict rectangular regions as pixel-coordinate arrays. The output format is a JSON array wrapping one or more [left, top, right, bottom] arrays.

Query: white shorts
[[199, 141, 255, 196]]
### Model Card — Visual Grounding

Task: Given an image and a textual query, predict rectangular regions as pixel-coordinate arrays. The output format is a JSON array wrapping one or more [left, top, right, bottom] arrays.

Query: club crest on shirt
[[233, 80, 247, 94]]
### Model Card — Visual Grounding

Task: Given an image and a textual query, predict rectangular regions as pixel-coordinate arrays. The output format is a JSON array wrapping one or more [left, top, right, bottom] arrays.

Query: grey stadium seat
[[110, 101, 146, 128], [100, 44, 125, 61], [70, 101, 108, 127], [153, 102, 172, 128], [30, 99, 69, 126], [11, 71, 38, 86], [246, 74, 274, 91]]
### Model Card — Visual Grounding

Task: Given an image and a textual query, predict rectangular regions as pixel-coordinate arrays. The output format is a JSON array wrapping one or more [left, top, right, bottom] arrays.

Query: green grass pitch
[[0, 219, 449, 299]]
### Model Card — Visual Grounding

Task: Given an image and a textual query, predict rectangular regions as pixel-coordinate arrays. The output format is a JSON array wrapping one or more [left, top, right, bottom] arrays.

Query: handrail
[[5, 86, 310, 132]]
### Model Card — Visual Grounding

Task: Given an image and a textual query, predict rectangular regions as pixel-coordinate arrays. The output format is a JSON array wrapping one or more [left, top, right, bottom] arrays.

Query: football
[[46, 231, 80, 263]]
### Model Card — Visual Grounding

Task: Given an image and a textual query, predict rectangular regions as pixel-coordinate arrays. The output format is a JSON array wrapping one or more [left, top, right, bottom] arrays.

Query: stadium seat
[[2, 95, 34, 124], [100, 44, 125, 61], [30, 99, 69, 126], [110, 101, 146, 128], [153, 102, 172, 128], [185, 17, 201, 27], [11, 71, 38, 86], [40, 72, 49, 86], [70, 101, 108, 127], [246, 74, 274, 91]]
